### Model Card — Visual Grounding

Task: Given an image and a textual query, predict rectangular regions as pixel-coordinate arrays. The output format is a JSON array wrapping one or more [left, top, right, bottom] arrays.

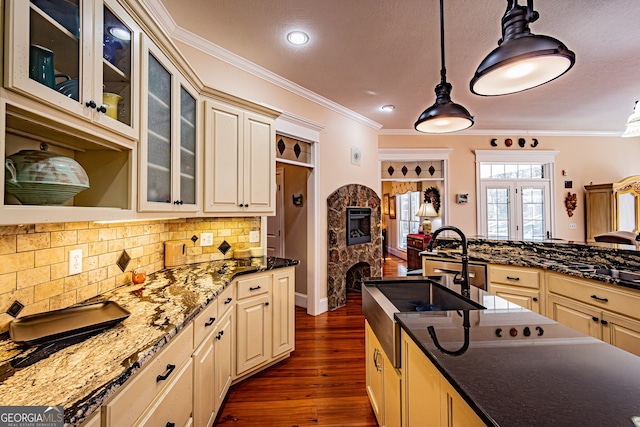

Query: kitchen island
[[367, 276, 640, 427], [0, 256, 298, 425]]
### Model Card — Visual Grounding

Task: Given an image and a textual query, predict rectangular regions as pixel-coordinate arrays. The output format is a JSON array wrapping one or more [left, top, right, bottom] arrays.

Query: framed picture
[[383, 193, 390, 215], [389, 196, 396, 219]]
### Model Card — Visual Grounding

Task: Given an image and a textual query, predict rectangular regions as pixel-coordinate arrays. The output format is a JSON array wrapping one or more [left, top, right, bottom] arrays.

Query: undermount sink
[[362, 278, 484, 367], [594, 268, 640, 283]]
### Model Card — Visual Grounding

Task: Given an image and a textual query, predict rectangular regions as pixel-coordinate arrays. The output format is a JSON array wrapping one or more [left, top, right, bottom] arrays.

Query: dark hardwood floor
[[215, 255, 407, 426]]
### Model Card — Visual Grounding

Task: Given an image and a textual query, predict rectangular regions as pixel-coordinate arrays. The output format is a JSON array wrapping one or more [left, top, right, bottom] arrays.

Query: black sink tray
[[9, 301, 130, 345]]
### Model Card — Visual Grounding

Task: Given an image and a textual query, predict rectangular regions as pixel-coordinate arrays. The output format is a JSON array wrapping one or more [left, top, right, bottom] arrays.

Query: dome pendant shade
[[415, 82, 474, 133], [415, 0, 474, 134], [622, 101, 640, 138], [470, 0, 575, 96]]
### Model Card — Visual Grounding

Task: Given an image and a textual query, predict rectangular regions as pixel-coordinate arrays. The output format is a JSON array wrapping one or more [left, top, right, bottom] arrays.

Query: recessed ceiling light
[[381, 105, 395, 112], [287, 31, 309, 45]]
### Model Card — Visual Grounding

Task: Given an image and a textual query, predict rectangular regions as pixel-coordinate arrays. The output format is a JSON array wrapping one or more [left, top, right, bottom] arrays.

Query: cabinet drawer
[[218, 284, 235, 316], [489, 265, 540, 289], [134, 359, 193, 427], [237, 274, 270, 300], [547, 273, 640, 320], [104, 322, 194, 427], [193, 300, 219, 347]]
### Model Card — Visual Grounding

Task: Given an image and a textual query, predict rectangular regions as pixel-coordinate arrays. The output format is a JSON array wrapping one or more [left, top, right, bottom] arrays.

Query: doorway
[[267, 168, 285, 257]]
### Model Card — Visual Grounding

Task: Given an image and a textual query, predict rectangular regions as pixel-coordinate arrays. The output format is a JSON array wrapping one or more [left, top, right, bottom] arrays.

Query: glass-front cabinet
[[139, 36, 200, 212], [4, 0, 140, 139]]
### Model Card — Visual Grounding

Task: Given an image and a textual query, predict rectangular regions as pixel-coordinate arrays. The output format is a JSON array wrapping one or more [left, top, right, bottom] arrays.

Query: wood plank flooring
[[215, 256, 407, 426]]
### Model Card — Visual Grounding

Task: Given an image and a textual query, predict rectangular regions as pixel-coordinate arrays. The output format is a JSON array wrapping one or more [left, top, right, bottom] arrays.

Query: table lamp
[[416, 202, 438, 234]]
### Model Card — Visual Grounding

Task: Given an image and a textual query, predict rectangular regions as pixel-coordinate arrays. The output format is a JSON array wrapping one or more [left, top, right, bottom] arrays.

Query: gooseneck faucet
[[426, 226, 470, 298]]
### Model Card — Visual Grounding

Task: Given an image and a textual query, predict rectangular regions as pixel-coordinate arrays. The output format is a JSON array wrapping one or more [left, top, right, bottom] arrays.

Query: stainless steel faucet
[[426, 226, 470, 298]]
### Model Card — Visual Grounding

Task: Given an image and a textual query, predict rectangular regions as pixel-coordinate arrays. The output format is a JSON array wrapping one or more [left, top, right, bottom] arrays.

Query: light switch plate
[[201, 232, 213, 246], [250, 231, 259, 243], [69, 249, 82, 275]]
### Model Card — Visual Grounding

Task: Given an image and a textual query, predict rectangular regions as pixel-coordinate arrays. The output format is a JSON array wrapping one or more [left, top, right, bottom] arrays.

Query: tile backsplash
[[0, 217, 260, 333]]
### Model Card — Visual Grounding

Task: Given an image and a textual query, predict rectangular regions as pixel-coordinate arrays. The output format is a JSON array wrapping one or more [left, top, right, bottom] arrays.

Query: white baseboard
[[295, 292, 307, 308], [318, 297, 328, 314], [388, 247, 406, 260]]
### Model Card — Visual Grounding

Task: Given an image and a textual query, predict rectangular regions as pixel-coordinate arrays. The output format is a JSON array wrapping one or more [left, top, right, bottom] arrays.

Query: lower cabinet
[[488, 264, 544, 315], [365, 321, 401, 427], [400, 330, 484, 427], [214, 308, 234, 413], [547, 272, 640, 357], [489, 284, 542, 313]]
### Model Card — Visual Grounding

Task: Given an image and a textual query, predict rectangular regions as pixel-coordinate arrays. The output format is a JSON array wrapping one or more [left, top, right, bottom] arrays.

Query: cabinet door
[[383, 348, 402, 427], [5, 0, 139, 139], [192, 332, 216, 427], [242, 112, 275, 213], [402, 331, 441, 427], [547, 294, 603, 340], [440, 380, 485, 427], [214, 308, 234, 412], [236, 293, 271, 376], [272, 268, 295, 358], [365, 322, 385, 425], [489, 284, 541, 314], [204, 100, 243, 212], [601, 312, 640, 357], [139, 38, 199, 211]]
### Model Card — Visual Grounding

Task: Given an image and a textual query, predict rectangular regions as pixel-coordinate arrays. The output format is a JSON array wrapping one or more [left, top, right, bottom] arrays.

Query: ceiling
[[157, 0, 640, 136]]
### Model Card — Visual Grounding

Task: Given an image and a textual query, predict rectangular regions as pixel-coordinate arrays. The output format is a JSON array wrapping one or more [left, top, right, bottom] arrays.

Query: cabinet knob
[[592, 316, 599, 322], [166, 423, 175, 427], [173, 200, 183, 205], [265, 302, 270, 306], [96, 105, 107, 114], [601, 319, 609, 325], [532, 297, 538, 302], [85, 100, 97, 109]]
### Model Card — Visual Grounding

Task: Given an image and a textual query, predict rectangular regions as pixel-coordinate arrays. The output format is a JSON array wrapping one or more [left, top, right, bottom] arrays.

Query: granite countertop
[[420, 237, 640, 292], [390, 277, 640, 427], [0, 256, 298, 425]]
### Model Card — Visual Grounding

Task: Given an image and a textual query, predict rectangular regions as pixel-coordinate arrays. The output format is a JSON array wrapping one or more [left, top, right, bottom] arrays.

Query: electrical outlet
[[200, 232, 213, 246], [69, 249, 82, 275], [569, 223, 577, 230], [250, 231, 259, 243]]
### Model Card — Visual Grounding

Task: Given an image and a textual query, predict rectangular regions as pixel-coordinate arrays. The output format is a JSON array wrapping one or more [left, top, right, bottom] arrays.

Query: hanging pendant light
[[470, 0, 575, 96], [415, 0, 474, 133], [622, 101, 640, 138]]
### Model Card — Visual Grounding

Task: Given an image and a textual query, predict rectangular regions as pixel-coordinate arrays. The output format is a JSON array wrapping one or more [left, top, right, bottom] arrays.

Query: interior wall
[[379, 134, 640, 242], [175, 41, 381, 309], [281, 163, 310, 296]]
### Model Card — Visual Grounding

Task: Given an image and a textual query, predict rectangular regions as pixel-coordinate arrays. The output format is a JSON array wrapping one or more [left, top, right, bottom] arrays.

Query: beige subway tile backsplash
[[0, 217, 260, 333]]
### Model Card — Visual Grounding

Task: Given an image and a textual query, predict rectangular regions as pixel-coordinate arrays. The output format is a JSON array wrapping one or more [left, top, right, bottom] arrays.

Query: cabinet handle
[[592, 316, 600, 322], [156, 364, 176, 382], [372, 348, 382, 371], [166, 423, 175, 427], [85, 100, 97, 109], [173, 200, 183, 205], [590, 295, 609, 303], [532, 297, 538, 302], [96, 105, 107, 114], [601, 319, 609, 325], [265, 302, 270, 306], [250, 286, 261, 291], [224, 297, 233, 304], [506, 276, 520, 281], [204, 317, 216, 327]]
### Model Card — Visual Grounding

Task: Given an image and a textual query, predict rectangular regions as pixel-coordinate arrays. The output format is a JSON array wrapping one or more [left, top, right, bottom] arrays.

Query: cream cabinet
[[204, 99, 276, 215], [236, 273, 271, 376], [488, 264, 544, 315], [365, 321, 401, 427], [584, 176, 640, 242], [4, 0, 140, 139], [214, 306, 234, 413], [401, 330, 484, 427], [138, 36, 200, 212], [271, 267, 295, 358], [547, 272, 640, 357]]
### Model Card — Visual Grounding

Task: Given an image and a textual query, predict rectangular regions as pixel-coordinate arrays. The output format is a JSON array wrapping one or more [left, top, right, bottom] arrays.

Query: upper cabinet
[[204, 99, 277, 216], [4, 0, 140, 140], [138, 36, 200, 212]]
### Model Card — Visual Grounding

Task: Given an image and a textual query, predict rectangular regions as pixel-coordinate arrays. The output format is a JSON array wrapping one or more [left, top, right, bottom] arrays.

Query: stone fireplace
[[327, 184, 382, 310]]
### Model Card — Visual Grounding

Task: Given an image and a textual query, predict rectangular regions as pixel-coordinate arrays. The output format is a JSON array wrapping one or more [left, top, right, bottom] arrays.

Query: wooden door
[[267, 168, 285, 257]]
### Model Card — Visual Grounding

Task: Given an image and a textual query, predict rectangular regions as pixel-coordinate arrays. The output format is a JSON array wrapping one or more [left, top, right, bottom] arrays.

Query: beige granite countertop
[[0, 257, 298, 425]]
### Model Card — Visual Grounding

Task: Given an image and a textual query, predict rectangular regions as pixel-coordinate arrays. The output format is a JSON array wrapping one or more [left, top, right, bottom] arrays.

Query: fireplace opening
[[346, 207, 371, 246], [346, 262, 371, 292]]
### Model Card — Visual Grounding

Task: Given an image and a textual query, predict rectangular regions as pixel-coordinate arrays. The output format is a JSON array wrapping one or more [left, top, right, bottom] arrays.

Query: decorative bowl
[[5, 150, 90, 205]]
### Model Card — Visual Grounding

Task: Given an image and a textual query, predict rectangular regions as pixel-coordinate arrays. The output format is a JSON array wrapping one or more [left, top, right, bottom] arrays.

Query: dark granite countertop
[[390, 277, 640, 427], [421, 238, 640, 292], [0, 256, 298, 425]]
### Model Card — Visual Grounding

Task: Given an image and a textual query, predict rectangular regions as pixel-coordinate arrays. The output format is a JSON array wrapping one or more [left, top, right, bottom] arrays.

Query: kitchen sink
[[362, 278, 484, 367]]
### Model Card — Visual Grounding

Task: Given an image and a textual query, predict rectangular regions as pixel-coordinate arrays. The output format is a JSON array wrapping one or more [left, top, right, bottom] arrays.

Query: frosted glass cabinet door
[[617, 191, 637, 232], [179, 87, 197, 205]]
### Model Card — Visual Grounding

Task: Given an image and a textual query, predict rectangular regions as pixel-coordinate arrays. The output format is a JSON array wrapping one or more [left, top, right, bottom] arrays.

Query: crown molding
[[379, 128, 624, 137]]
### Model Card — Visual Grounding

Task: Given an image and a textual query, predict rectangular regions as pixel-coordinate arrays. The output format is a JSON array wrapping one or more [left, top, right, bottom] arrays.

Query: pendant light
[[414, 0, 474, 133], [470, 0, 575, 96], [623, 101, 640, 138]]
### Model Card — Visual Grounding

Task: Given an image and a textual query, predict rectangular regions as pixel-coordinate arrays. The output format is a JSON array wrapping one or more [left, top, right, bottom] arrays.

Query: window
[[475, 150, 558, 241], [397, 191, 421, 249]]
